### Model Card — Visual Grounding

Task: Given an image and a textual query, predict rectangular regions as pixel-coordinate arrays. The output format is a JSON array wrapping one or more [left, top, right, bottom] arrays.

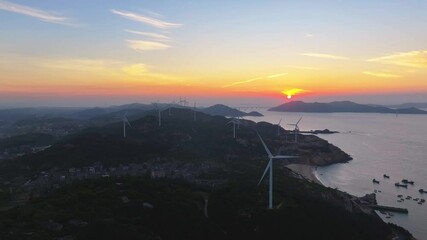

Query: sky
[[1, 0, 427, 107]]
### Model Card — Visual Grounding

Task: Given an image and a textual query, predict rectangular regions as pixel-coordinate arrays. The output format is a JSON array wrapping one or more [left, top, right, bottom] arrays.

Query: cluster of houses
[[3, 160, 223, 202]]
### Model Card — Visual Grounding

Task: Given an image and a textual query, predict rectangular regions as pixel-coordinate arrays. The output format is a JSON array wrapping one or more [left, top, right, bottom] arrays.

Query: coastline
[[286, 164, 322, 185]]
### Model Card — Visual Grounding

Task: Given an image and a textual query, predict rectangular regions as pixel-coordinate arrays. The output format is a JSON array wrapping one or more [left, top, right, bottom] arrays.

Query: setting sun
[[281, 88, 308, 100]]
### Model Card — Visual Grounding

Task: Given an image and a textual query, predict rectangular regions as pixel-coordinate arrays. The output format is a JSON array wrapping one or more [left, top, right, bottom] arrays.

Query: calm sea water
[[245, 110, 427, 240]]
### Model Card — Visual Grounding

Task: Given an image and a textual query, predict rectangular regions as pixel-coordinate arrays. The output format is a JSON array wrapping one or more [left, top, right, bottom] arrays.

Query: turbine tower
[[227, 118, 238, 138], [287, 117, 302, 142], [257, 132, 299, 209], [123, 114, 132, 138], [276, 118, 282, 136], [193, 102, 197, 121], [152, 103, 162, 127]]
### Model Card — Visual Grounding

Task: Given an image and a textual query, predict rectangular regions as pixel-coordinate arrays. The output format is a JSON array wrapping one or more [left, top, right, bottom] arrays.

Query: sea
[[245, 110, 427, 240]]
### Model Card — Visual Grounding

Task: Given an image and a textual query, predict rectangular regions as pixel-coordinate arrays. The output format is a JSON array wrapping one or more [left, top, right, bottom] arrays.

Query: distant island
[[385, 102, 427, 109], [269, 101, 427, 114]]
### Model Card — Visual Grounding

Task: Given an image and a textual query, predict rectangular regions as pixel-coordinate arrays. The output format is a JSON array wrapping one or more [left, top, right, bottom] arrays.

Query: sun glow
[[281, 88, 308, 100]]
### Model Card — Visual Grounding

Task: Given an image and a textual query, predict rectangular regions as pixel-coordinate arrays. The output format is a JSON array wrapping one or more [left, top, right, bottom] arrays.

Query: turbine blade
[[256, 131, 273, 157], [258, 159, 272, 185], [296, 117, 303, 125], [125, 117, 132, 128], [278, 118, 282, 125]]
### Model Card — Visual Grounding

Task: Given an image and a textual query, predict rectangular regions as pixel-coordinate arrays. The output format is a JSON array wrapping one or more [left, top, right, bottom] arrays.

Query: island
[[269, 101, 427, 114]]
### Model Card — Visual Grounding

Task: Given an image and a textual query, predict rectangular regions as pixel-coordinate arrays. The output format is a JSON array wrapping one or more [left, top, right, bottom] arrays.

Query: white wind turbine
[[123, 114, 131, 138], [193, 102, 197, 121], [288, 117, 302, 142], [276, 118, 283, 136], [152, 103, 162, 127], [257, 132, 299, 209], [227, 118, 238, 138]]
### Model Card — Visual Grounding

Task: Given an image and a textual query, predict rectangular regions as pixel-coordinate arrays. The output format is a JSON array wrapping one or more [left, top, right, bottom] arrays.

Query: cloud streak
[[222, 73, 287, 88], [125, 29, 171, 42], [126, 40, 171, 52], [301, 53, 349, 60], [363, 71, 400, 78], [368, 50, 427, 68], [288, 65, 323, 71], [111, 9, 181, 29], [0, 0, 70, 25]]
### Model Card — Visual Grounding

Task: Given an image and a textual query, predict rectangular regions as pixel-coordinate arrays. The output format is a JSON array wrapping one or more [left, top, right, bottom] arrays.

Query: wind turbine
[[227, 118, 238, 138], [288, 117, 302, 142], [193, 102, 197, 121], [152, 103, 162, 127], [123, 114, 131, 138], [257, 132, 299, 209], [276, 118, 283, 136]]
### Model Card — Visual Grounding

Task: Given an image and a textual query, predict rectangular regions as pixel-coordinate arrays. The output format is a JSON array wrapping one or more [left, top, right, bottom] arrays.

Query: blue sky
[[1, 0, 427, 107]]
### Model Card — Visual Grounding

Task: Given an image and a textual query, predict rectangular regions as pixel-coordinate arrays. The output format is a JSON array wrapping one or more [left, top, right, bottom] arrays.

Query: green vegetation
[[0, 175, 393, 240], [0, 109, 405, 239], [0, 133, 55, 151]]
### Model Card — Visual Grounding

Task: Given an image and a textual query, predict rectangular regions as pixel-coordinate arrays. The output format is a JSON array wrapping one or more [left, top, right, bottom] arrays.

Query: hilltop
[[269, 101, 427, 114], [0, 108, 348, 178], [199, 104, 263, 117]]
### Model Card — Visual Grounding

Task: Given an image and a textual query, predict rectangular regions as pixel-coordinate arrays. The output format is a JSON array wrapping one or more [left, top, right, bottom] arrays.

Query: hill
[[269, 101, 427, 114], [386, 102, 427, 109], [200, 104, 263, 117], [0, 108, 348, 178], [0, 108, 412, 240]]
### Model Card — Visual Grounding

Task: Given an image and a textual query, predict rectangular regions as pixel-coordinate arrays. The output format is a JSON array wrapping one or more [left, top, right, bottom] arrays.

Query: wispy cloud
[[363, 71, 401, 78], [288, 65, 323, 71], [222, 73, 288, 88], [222, 77, 263, 88], [41, 58, 122, 72], [126, 40, 171, 52], [124, 29, 171, 42], [267, 73, 288, 78], [111, 9, 181, 29], [301, 53, 349, 60], [122, 63, 190, 82], [121, 63, 149, 75], [0, 0, 70, 25], [368, 50, 427, 68], [305, 33, 314, 38]]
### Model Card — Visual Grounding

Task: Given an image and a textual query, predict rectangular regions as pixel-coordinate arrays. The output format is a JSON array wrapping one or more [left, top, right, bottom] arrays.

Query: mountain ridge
[[269, 101, 427, 114]]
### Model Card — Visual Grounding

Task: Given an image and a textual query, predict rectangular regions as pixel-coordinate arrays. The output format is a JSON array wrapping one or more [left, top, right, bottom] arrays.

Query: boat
[[406, 196, 412, 200], [372, 179, 380, 184], [402, 179, 414, 184], [383, 174, 390, 179], [397, 194, 403, 198], [395, 183, 408, 188], [419, 189, 427, 194]]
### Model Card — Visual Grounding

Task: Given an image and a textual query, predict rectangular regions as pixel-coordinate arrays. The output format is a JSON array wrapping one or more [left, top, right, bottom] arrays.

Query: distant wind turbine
[[257, 132, 299, 209], [193, 102, 197, 121], [227, 118, 238, 138], [287, 117, 302, 142], [152, 103, 162, 127], [123, 114, 131, 138], [276, 118, 283, 136]]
